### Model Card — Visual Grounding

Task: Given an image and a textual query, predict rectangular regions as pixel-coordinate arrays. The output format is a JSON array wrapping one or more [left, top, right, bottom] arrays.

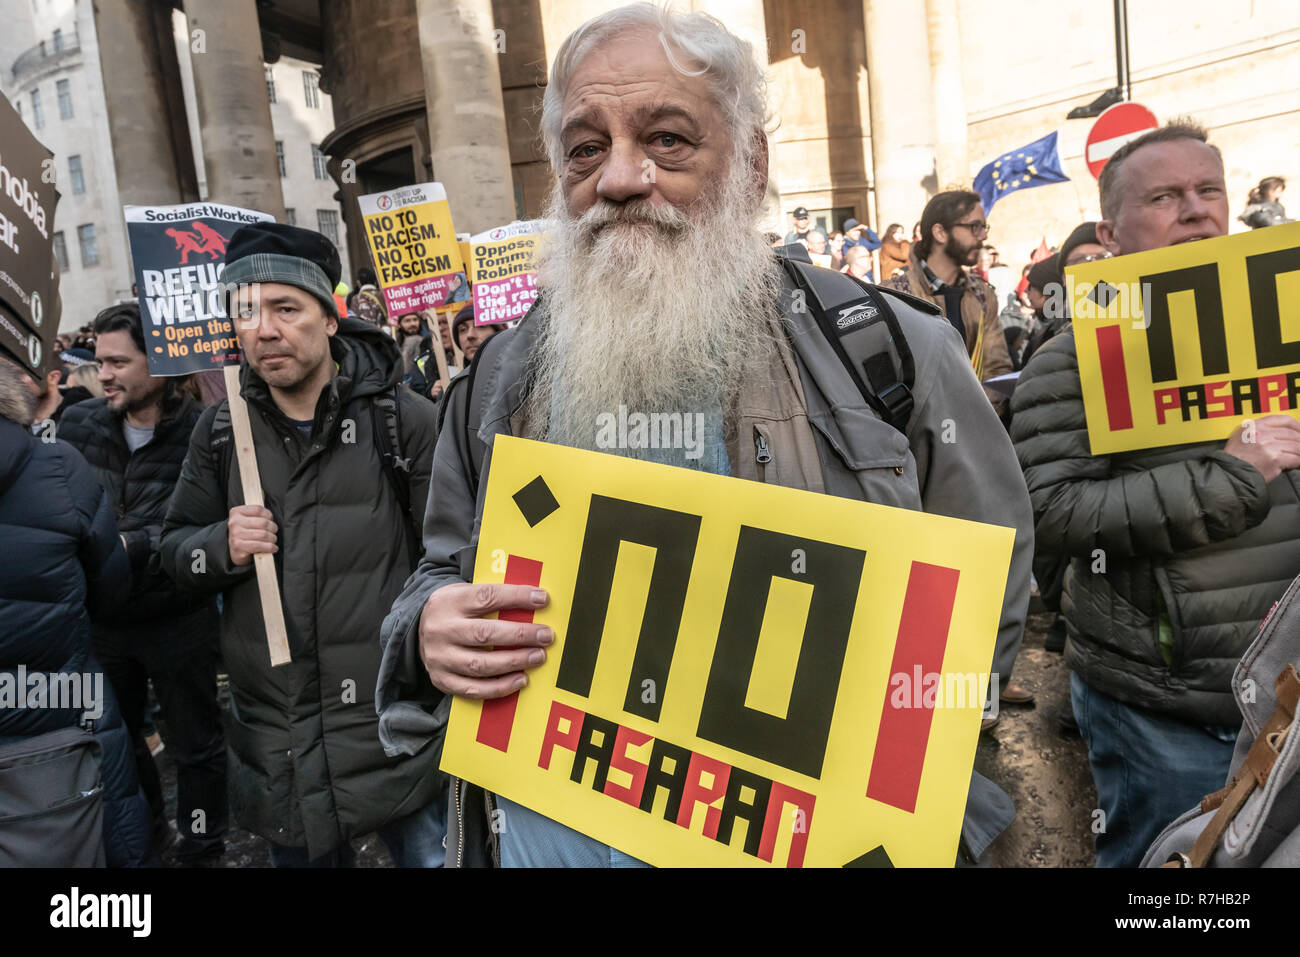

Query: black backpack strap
[[210, 402, 235, 500], [371, 389, 421, 567], [777, 253, 917, 433]]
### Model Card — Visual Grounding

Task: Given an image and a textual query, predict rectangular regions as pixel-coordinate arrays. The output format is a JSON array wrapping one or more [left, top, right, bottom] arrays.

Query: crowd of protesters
[[2, 2, 1298, 871]]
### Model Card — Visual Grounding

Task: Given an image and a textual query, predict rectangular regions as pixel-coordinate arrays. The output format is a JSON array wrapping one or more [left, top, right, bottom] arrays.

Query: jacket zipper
[[454, 777, 465, 867], [754, 427, 772, 472], [486, 790, 501, 867]]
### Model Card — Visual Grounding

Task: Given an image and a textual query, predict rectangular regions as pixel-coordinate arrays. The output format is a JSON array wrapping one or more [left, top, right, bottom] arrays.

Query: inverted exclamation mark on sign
[[865, 561, 960, 814], [1096, 324, 1134, 431], [475, 555, 544, 753]]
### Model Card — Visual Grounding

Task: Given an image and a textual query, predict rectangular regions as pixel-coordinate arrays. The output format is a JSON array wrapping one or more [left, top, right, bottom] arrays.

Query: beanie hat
[[451, 305, 475, 351], [60, 347, 95, 367], [222, 222, 342, 319], [1027, 254, 1061, 294], [1057, 222, 1101, 269]]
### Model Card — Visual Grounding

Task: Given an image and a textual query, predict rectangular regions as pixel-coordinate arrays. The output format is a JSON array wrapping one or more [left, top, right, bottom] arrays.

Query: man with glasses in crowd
[[884, 189, 1014, 418]]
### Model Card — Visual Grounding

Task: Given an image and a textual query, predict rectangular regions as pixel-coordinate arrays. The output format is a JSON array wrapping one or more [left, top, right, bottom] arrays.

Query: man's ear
[[1096, 219, 1122, 256], [931, 222, 948, 248], [325, 308, 339, 338]]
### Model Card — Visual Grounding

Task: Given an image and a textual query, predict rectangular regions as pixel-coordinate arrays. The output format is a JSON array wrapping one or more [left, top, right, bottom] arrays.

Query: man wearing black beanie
[[1019, 224, 1109, 368], [161, 222, 447, 867]]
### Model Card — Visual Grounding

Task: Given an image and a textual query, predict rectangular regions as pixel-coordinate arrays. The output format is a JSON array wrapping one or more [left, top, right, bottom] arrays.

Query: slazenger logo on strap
[[835, 302, 879, 330]]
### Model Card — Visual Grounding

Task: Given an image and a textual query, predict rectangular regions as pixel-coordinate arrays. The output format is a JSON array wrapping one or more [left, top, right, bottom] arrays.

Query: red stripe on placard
[[865, 562, 961, 814], [1096, 324, 1134, 431], [475, 555, 544, 753]]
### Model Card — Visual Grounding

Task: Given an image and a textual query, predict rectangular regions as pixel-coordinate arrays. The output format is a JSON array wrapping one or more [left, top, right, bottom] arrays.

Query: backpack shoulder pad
[[875, 284, 943, 317]]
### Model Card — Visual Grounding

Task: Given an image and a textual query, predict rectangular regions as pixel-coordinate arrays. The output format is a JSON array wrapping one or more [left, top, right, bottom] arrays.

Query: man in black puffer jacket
[[1012, 122, 1300, 867], [0, 353, 151, 866], [59, 303, 227, 865], [161, 223, 445, 867]]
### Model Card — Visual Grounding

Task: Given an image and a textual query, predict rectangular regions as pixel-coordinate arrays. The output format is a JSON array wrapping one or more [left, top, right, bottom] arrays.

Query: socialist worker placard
[[125, 202, 274, 377]]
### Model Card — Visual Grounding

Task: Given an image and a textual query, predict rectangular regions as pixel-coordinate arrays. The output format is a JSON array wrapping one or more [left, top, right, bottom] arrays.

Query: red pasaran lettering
[[475, 555, 543, 753], [1154, 387, 1181, 426], [866, 561, 960, 814], [1204, 380, 1233, 418], [675, 752, 732, 839], [757, 781, 816, 868], [603, 724, 653, 808], [1261, 374, 1290, 412], [538, 700, 586, 770]]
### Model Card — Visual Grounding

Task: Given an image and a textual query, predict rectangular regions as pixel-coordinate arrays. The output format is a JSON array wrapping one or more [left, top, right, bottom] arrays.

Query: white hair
[[540, 2, 769, 172]]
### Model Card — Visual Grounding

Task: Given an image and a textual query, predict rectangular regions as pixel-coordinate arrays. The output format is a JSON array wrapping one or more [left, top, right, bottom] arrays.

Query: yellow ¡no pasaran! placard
[[440, 436, 1015, 867], [1069, 221, 1300, 455]]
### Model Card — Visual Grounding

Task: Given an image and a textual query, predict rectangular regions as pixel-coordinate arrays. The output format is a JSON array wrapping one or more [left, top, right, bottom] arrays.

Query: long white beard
[[530, 161, 782, 452]]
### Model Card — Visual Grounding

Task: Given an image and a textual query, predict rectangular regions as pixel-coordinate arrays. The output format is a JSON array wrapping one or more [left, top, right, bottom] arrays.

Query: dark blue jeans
[[1071, 672, 1236, 867]]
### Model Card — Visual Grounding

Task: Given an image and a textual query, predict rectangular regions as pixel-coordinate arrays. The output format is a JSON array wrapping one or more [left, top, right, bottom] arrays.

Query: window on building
[[52, 28, 62, 53], [31, 89, 44, 130], [77, 224, 98, 267], [275, 140, 286, 177], [265, 66, 276, 103], [52, 231, 68, 271], [311, 144, 328, 180], [68, 155, 84, 194], [56, 78, 72, 119], [284, 208, 296, 226], [316, 209, 339, 245], [302, 70, 320, 109]]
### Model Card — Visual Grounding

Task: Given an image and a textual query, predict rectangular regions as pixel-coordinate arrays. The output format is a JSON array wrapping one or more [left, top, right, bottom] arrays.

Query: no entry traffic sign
[[1085, 102, 1158, 179]]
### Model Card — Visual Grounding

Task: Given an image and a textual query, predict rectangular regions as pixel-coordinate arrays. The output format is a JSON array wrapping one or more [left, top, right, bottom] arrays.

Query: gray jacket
[[378, 270, 1035, 863]]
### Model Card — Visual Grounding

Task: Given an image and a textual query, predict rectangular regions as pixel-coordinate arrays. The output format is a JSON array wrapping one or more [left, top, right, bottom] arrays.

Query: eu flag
[[974, 131, 1070, 214]]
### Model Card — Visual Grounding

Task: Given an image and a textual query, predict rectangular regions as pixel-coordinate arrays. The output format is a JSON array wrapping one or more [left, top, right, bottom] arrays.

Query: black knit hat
[[451, 305, 475, 351], [222, 222, 342, 319], [1057, 222, 1100, 269], [1027, 254, 1061, 293]]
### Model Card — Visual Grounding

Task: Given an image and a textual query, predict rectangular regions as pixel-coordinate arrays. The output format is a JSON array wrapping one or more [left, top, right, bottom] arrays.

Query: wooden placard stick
[[451, 319, 465, 370], [424, 309, 451, 391], [222, 363, 292, 666]]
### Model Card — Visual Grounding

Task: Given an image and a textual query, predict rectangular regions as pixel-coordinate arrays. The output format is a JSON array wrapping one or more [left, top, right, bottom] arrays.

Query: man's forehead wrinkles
[[562, 90, 709, 139]]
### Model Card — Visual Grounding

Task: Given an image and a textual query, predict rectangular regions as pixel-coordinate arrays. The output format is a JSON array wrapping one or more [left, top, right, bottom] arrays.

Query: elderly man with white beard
[[379, 2, 1034, 867]]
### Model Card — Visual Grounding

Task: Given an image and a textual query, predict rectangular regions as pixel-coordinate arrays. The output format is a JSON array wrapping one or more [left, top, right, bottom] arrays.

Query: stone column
[[416, 0, 516, 234], [926, 0, 969, 190], [184, 0, 285, 218], [690, 0, 780, 232], [863, 0, 937, 231], [92, 0, 198, 206]]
